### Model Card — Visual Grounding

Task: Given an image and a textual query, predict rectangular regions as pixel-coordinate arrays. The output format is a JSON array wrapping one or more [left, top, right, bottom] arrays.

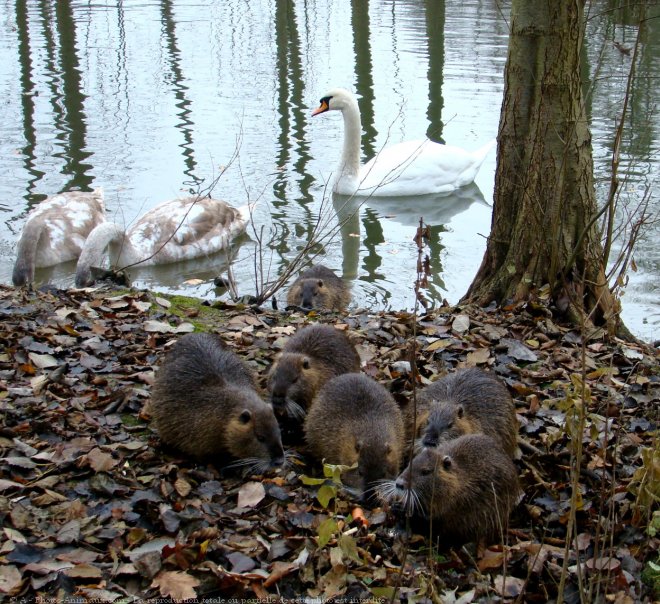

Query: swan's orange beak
[[312, 99, 329, 116]]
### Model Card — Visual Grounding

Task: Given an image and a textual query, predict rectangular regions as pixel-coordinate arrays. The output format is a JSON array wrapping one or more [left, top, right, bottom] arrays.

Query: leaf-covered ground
[[0, 284, 658, 603]]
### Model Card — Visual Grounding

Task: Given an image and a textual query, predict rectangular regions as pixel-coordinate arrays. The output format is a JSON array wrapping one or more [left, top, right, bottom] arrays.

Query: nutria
[[268, 324, 360, 423], [381, 434, 519, 545], [151, 332, 284, 472], [413, 367, 518, 457], [286, 265, 350, 311], [304, 373, 405, 503]]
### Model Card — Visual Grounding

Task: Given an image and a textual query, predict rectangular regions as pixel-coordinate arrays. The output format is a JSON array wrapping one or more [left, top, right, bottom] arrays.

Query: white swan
[[312, 88, 496, 197], [75, 196, 252, 287], [12, 189, 106, 286]]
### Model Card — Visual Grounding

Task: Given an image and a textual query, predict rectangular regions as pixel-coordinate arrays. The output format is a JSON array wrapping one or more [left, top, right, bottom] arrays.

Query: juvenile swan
[[75, 196, 251, 287], [12, 189, 106, 286], [312, 88, 495, 197]]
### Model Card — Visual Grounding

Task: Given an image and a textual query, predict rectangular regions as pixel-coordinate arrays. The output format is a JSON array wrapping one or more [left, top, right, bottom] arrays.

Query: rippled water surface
[[0, 0, 657, 341]]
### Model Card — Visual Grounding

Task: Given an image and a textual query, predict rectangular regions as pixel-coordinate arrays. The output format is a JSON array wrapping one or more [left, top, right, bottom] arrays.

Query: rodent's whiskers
[[225, 457, 273, 476], [374, 479, 397, 503], [287, 399, 306, 421]]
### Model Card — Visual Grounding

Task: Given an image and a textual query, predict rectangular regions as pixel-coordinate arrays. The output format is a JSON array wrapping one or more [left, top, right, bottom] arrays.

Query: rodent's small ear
[[301, 356, 311, 369], [442, 455, 452, 470], [456, 405, 465, 419], [317, 279, 324, 288], [238, 409, 253, 424]]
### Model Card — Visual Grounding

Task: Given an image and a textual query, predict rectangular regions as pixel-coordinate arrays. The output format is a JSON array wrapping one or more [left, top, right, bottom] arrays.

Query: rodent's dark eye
[[420, 467, 433, 477]]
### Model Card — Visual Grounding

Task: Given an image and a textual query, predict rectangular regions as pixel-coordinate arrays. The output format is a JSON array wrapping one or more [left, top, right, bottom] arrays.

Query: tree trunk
[[462, 0, 623, 336]]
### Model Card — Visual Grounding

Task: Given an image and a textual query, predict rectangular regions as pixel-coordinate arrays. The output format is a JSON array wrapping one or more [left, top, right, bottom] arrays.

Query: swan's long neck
[[75, 222, 128, 287], [12, 221, 42, 285], [338, 97, 363, 180]]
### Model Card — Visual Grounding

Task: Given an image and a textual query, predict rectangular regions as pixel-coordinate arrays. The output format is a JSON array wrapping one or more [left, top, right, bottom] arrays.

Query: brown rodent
[[151, 332, 284, 472], [414, 367, 518, 457], [304, 373, 405, 504], [383, 433, 519, 545], [268, 324, 360, 423], [286, 264, 350, 311]]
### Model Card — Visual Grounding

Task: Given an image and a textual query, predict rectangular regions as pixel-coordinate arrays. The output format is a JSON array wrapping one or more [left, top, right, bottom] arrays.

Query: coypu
[[381, 433, 519, 545], [286, 264, 350, 311], [414, 367, 518, 457], [151, 332, 284, 472], [268, 324, 360, 424], [304, 373, 405, 503]]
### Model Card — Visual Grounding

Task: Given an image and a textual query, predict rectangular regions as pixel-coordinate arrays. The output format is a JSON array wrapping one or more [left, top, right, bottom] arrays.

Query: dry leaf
[[87, 447, 118, 472], [452, 314, 470, 333], [56, 519, 81, 544], [143, 320, 176, 333], [466, 347, 490, 365], [264, 561, 298, 587], [0, 479, 25, 492], [492, 575, 525, 598], [151, 570, 199, 602], [237, 481, 266, 509], [0, 565, 23, 595], [174, 477, 192, 497], [585, 557, 621, 572], [64, 563, 103, 579], [477, 547, 505, 571]]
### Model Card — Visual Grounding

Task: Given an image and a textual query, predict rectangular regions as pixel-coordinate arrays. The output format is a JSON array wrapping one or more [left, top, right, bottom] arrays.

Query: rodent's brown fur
[[268, 324, 360, 422], [286, 265, 350, 311], [414, 367, 518, 457], [304, 373, 405, 502], [389, 433, 519, 545], [151, 333, 284, 468]]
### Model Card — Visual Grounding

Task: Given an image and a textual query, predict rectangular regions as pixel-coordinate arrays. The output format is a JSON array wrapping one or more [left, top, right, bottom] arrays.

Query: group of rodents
[[150, 265, 520, 546]]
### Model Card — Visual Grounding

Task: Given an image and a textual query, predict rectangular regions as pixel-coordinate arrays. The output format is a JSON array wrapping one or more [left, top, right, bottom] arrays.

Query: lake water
[[0, 0, 657, 342]]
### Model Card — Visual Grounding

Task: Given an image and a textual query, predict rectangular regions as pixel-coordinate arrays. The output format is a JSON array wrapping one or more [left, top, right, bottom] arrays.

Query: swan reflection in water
[[114, 235, 249, 293], [364, 181, 488, 227], [331, 182, 488, 310]]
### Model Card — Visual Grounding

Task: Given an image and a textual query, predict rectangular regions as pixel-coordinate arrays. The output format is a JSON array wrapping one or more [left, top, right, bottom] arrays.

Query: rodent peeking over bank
[[286, 264, 351, 311], [268, 324, 360, 425], [150, 332, 284, 473], [381, 433, 520, 546], [304, 373, 405, 504], [414, 367, 518, 457]]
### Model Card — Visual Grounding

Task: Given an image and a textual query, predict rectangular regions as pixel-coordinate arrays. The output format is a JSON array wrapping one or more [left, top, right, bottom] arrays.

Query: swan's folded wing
[[130, 197, 247, 262], [360, 140, 493, 197]]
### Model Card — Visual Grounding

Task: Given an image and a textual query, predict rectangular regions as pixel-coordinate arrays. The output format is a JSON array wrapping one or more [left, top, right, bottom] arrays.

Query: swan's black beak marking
[[312, 96, 330, 116]]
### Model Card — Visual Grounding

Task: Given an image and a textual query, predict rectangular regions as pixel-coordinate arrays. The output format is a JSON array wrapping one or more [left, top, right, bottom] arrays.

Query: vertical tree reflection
[[351, 0, 377, 160], [274, 0, 313, 205], [15, 0, 43, 202], [424, 0, 445, 143], [54, 0, 94, 192], [273, 0, 317, 268], [160, 0, 200, 189]]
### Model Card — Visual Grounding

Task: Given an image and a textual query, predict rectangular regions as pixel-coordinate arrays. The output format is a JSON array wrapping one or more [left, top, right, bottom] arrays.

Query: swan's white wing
[[359, 139, 494, 197]]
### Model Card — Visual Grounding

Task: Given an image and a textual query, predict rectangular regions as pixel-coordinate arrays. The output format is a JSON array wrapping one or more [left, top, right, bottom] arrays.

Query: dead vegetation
[[0, 284, 658, 602]]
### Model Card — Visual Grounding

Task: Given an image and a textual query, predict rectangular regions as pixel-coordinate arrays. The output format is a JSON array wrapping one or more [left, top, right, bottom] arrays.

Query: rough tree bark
[[462, 0, 623, 336]]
